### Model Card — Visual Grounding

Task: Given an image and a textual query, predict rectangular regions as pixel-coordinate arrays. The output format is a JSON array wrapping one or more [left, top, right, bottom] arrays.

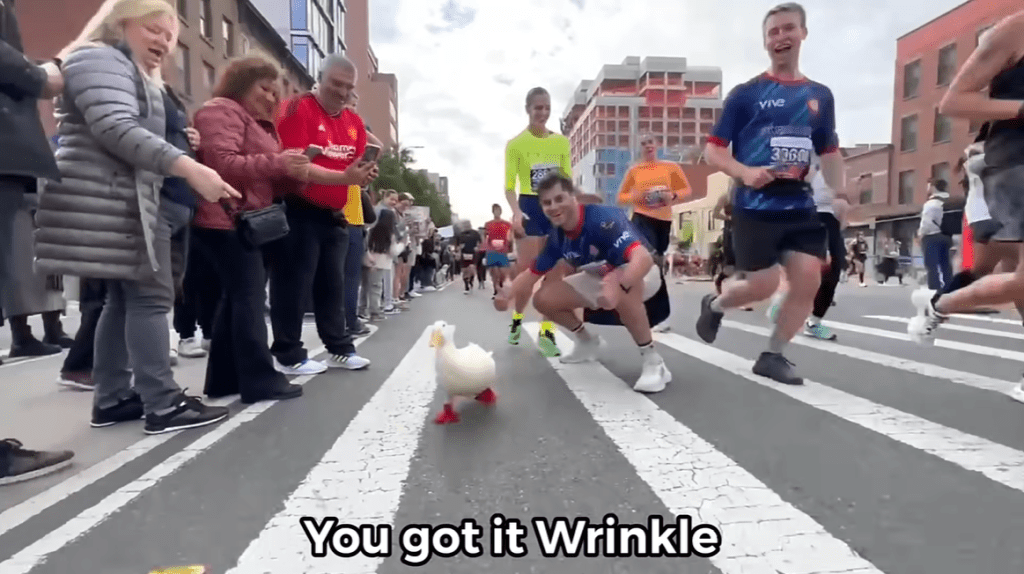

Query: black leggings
[[812, 212, 845, 319]]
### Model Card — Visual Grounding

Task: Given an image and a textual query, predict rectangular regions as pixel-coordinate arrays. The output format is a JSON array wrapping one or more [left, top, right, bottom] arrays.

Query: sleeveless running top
[[983, 56, 1024, 169]]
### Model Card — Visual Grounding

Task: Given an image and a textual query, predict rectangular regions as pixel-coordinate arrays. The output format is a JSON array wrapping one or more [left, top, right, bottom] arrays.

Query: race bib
[[491, 239, 506, 250], [530, 163, 558, 192], [768, 136, 812, 180], [643, 185, 669, 208]]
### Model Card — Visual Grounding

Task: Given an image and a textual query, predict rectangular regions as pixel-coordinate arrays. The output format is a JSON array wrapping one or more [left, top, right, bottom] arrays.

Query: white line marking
[[655, 332, 1024, 493], [226, 326, 437, 574], [523, 324, 883, 574], [951, 313, 1021, 325], [0, 328, 378, 569], [821, 319, 1024, 362], [865, 315, 1024, 340], [723, 320, 1017, 395]]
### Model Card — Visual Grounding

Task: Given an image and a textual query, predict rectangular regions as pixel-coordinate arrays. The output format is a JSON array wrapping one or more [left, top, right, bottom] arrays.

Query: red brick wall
[[890, 0, 1020, 208], [843, 146, 894, 205]]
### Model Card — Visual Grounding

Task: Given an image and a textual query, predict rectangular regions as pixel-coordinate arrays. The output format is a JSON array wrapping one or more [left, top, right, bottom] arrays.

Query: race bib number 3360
[[769, 136, 812, 179]]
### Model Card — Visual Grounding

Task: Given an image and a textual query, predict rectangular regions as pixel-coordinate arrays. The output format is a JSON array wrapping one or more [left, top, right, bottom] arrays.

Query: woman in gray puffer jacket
[[33, 0, 239, 435]]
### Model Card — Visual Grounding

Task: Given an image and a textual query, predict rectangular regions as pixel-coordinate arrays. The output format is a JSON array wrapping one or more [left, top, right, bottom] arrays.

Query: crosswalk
[[2, 288, 1024, 573]]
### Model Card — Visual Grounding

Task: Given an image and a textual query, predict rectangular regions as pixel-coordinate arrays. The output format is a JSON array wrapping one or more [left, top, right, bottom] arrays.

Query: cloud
[[371, 0, 966, 226]]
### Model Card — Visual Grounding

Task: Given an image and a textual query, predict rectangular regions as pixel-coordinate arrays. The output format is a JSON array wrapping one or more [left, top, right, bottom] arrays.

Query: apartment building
[[560, 56, 724, 205]]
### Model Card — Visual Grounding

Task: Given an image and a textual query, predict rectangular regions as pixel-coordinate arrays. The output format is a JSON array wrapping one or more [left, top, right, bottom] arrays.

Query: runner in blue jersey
[[695, 2, 844, 386], [493, 172, 672, 393]]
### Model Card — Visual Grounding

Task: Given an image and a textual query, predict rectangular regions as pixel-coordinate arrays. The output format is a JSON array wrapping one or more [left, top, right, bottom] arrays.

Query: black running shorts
[[630, 212, 672, 256], [731, 210, 827, 272]]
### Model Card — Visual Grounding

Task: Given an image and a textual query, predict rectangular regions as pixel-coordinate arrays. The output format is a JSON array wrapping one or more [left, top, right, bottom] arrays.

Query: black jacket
[[0, 0, 60, 181]]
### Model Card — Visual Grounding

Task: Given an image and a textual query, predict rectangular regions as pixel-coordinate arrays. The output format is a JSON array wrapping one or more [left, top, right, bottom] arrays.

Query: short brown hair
[[763, 2, 806, 28], [212, 55, 281, 102]]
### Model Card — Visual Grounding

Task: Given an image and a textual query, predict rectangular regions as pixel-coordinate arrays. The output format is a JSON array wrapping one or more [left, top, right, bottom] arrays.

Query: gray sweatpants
[[93, 201, 193, 414]]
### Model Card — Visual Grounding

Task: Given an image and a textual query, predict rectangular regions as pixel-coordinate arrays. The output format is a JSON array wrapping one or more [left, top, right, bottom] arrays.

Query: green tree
[[369, 147, 452, 227]]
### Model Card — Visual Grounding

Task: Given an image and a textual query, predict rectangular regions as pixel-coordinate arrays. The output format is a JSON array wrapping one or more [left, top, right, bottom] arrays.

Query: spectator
[[269, 52, 376, 375], [0, 0, 75, 485], [917, 180, 953, 290], [341, 90, 381, 338], [360, 189, 400, 318], [36, 0, 238, 434], [363, 209, 406, 322], [192, 55, 309, 403]]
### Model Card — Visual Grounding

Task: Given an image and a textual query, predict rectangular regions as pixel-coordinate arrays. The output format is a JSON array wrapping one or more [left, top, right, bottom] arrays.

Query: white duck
[[428, 320, 497, 424]]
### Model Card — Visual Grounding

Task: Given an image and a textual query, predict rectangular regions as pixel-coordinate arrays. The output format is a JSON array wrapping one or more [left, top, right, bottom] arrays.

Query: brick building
[[560, 56, 723, 204], [16, 0, 313, 135], [889, 0, 1019, 207]]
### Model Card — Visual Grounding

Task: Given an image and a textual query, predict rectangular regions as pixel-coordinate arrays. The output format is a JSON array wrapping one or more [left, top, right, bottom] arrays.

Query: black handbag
[[221, 201, 290, 248]]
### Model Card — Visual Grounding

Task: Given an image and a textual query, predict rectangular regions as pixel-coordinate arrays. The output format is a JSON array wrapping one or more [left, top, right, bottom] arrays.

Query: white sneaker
[[274, 358, 328, 375], [169, 348, 179, 366], [421, 286, 437, 292], [559, 335, 605, 364], [652, 322, 670, 333], [907, 289, 946, 346], [1007, 382, 1024, 404], [177, 337, 207, 358], [634, 352, 671, 393], [326, 353, 371, 370], [201, 338, 212, 351]]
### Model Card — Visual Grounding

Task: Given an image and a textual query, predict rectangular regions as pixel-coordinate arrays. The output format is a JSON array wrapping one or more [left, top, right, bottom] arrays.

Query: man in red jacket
[[270, 53, 377, 376]]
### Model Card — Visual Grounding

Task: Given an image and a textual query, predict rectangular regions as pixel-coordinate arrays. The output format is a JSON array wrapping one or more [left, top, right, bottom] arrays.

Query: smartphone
[[362, 144, 381, 163], [303, 145, 323, 159]]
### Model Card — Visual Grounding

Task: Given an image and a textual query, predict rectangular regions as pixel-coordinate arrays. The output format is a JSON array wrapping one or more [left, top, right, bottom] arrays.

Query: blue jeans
[[922, 234, 952, 291], [344, 224, 364, 334]]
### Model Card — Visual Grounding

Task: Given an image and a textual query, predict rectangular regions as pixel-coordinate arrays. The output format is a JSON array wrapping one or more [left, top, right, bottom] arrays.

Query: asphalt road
[[1, 276, 1023, 574]]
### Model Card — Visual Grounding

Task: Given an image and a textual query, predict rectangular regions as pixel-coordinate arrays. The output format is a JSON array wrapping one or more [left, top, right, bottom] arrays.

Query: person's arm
[[616, 168, 637, 206], [595, 207, 654, 290], [0, 36, 49, 99], [193, 102, 288, 181], [939, 17, 1024, 121], [704, 86, 752, 180], [812, 88, 844, 192], [62, 45, 184, 175], [667, 165, 692, 205], [504, 140, 520, 214], [367, 130, 383, 148]]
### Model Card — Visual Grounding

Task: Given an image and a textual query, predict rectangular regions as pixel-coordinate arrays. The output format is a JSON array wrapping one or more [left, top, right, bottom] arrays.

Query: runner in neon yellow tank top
[[504, 87, 571, 357]]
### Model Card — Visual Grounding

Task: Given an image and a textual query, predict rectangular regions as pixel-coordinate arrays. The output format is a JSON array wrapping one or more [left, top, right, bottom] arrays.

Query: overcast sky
[[369, 0, 967, 226]]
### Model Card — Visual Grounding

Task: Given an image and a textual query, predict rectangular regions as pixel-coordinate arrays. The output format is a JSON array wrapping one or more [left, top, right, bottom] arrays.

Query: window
[[292, 36, 310, 70], [241, 35, 250, 54], [900, 114, 918, 152], [199, 0, 212, 38], [203, 62, 216, 93], [931, 162, 951, 189], [903, 60, 921, 99], [898, 170, 915, 204], [977, 24, 994, 46], [291, 0, 308, 29], [222, 18, 234, 57], [177, 0, 187, 18], [937, 44, 957, 86], [933, 108, 952, 143], [175, 43, 191, 96], [858, 174, 872, 205]]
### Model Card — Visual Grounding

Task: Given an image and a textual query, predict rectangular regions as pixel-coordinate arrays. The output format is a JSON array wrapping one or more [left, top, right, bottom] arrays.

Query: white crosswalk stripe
[[4, 295, 1024, 574]]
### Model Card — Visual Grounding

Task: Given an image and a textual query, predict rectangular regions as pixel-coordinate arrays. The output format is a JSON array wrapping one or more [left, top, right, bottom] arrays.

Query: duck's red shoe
[[475, 388, 497, 404], [434, 403, 460, 424]]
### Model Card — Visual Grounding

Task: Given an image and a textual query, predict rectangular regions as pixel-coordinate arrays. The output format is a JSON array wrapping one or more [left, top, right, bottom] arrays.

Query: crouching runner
[[493, 172, 672, 393]]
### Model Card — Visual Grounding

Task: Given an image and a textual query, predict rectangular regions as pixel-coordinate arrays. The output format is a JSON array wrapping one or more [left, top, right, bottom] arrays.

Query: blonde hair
[[59, 0, 177, 83]]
